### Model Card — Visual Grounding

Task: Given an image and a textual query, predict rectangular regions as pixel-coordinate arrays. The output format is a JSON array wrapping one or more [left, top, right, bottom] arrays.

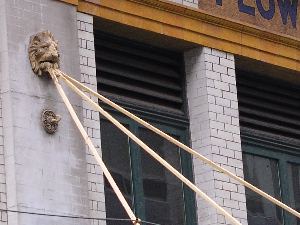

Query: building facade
[[0, 0, 299, 225]]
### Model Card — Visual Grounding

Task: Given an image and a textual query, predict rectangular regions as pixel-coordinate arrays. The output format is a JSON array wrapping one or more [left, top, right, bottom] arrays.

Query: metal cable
[[1, 208, 160, 225], [60, 70, 300, 220]]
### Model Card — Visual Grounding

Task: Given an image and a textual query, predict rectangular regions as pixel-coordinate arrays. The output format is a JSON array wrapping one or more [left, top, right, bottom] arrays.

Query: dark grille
[[94, 31, 185, 116], [237, 71, 300, 140]]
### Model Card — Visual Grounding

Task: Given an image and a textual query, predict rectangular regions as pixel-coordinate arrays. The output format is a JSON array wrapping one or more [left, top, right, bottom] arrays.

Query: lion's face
[[28, 31, 60, 76]]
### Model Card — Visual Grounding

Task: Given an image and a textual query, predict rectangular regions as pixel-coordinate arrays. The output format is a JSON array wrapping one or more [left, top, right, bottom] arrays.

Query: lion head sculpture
[[28, 31, 60, 76]]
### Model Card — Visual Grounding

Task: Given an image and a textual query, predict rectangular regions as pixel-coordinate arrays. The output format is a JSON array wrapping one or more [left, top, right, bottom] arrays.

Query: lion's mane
[[28, 31, 60, 76]]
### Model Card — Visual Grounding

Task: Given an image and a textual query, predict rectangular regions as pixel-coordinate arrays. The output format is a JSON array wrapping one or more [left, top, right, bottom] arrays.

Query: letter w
[[277, 0, 299, 28]]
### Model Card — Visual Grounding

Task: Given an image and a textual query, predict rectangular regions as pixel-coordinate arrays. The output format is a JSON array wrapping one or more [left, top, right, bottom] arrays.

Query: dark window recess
[[101, 120, 132, 225], [289, 164, 300, 225], [95, 31, 196, 225], [94, 31, 185, 116], [236, 71, 300, 141], [238, 71, 300, 225], [139, 128, 185, 225], [100, 118, 195, 225], [243, 153, 283, 225]]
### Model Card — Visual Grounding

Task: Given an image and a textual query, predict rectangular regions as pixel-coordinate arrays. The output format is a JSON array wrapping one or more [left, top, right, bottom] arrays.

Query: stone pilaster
[[185, 47, 248, 225], [77, 12, 106, 225]]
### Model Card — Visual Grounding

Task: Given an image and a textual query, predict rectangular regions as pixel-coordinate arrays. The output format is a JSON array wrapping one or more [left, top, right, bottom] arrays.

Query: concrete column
[[0, 1, 8, 224], [77, 12, 106, 225], [0, 1, 89, 225], [185, 47, 248, 225], [0, 90, 7, 225]]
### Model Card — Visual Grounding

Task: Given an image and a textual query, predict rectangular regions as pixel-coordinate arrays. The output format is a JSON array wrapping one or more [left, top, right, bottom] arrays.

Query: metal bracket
[[41, 109, 61, 134]]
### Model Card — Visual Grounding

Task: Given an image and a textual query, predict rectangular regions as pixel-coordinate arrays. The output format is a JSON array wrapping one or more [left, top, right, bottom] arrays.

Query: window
[[237, 71, 300, 225], [242, 138, 300, 225], [100, 116, 196, 225], [95, 31, 197, 225]]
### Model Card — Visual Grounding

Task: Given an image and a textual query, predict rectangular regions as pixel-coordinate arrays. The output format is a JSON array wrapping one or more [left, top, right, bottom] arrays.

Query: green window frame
[[100, 110, 197, 225], [94, 28, 197, 225], [242, 135, 300, 225]]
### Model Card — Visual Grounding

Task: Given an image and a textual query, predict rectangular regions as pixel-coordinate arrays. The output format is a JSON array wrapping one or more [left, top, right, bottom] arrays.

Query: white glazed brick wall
[[0, 95, 7, 225], [185, 47, 248, 225], [168, 0, 198, 8], [77, 12, 106, 225]]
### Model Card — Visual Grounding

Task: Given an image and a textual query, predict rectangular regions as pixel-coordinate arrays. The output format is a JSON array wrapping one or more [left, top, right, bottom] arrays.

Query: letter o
[[256, 0, 275, 20]]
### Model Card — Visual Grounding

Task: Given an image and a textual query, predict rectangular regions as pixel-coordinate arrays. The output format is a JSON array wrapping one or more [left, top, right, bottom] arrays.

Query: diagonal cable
[[56, 70, 242, 225], [48, 69, 141, 225], [60, 71, 300, 220]]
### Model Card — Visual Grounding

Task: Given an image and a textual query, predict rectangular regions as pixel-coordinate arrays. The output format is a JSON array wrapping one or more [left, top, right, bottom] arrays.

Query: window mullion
[[278, 159, 291, 225], [180, 133, 198, 225], [129, 123, 146, 220]]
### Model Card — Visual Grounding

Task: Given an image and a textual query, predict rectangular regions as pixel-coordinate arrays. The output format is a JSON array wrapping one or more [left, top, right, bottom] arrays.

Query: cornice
[[131, 0, 300, 49]]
